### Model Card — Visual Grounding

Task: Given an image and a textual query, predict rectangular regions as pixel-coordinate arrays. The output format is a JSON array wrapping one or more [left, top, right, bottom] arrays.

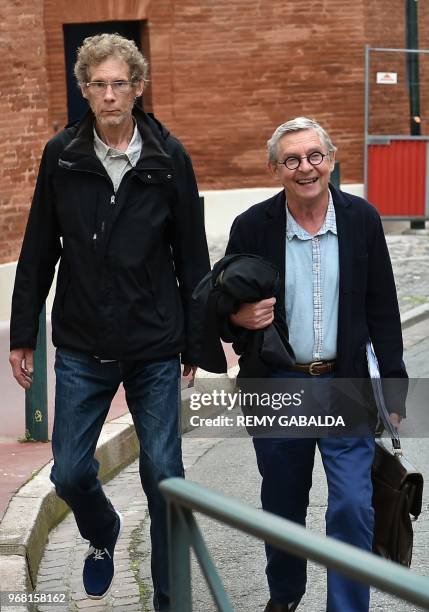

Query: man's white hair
[[267, 117, 337, 164]]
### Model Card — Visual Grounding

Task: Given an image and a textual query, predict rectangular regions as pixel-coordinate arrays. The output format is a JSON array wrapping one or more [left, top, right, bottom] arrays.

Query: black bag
[[372, 438, 423, 566], [366, 341, 423, 566]]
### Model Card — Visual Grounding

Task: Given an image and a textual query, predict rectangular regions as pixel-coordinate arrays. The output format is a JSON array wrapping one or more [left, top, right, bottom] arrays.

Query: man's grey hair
[[267, 117, 337, 165], [74, 33, 149, 85]]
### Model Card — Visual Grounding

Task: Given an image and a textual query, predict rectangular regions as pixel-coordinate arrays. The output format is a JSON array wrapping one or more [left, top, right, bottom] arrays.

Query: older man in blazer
[[226, 117, 407, 612]]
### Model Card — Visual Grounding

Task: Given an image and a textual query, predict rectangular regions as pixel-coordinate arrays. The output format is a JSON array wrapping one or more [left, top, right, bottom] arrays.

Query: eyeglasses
[[85, 81, 136, 95], [277, 151, 328, 170]]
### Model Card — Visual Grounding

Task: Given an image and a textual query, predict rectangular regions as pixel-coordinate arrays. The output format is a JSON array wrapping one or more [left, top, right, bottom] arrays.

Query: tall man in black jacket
[[9, 33, 209, 610], [226, 117, 406, 612]]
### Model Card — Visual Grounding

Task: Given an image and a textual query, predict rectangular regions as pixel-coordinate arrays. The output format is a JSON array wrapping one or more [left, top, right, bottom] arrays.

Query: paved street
[[387, 233, 429, 314]]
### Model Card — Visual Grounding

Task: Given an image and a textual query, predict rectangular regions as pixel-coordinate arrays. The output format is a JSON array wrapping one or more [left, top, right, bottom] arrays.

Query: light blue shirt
[[285, 191, 339, 363]]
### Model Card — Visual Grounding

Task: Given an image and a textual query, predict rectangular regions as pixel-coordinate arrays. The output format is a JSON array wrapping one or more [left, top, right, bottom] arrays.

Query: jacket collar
[[261, 191, 287, 321], [329, 184, 353, 274], [329, 183, 351, 210], [266, 189, 286, 218], [60, 106, 172, 172]]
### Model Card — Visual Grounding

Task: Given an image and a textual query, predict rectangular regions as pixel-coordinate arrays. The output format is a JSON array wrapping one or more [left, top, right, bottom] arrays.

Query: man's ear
[[267, 162, 278, 179], [80, 83, 88, 100], [134, 80, 144, 98], [328, 151, 336, 172]]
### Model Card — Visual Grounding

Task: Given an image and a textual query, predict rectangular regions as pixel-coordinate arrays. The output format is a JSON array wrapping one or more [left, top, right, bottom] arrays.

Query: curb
[[0, 303, 427, 601], [400, 303, 429, 329]]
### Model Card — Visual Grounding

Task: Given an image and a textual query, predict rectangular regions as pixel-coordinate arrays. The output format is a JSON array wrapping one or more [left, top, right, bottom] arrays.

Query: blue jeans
[[50, 348, 183, 611], [253, 371, 375, 612]]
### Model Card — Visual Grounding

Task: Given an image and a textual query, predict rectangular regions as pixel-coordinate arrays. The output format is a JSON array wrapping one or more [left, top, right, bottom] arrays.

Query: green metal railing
[[330, 160, 340, 188], [24, 305, 48, 441], [160, 478, 429, 612]]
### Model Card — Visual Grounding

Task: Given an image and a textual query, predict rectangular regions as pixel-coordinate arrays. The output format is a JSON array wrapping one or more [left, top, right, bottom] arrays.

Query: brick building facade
[[0, 0, 427, 263]]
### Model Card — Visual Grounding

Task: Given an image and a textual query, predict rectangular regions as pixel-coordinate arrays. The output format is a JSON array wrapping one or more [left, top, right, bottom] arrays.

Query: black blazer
[[225, 185, 407, 383]]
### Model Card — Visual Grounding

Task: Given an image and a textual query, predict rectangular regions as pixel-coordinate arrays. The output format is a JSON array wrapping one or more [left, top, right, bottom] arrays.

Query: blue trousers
[[50, 348, 183, 611], [253, 436, 375, 611], [253, 374, 375, 612]]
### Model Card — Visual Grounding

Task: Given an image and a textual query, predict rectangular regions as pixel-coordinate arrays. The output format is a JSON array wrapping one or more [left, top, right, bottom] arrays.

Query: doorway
[[63, 21, 150, 123]]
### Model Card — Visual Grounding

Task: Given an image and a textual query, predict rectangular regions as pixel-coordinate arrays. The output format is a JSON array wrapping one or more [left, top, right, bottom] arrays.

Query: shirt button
[[167, 174, 172, 179], [147, 174, 152, 179]]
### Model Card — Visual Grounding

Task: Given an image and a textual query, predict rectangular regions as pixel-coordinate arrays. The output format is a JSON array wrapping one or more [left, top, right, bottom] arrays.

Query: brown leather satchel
[[372, 438, 424, 567]]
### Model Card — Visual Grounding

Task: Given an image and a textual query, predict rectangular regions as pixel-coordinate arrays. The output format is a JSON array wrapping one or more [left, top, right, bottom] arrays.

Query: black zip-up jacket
[[10, 107, 210, 363]]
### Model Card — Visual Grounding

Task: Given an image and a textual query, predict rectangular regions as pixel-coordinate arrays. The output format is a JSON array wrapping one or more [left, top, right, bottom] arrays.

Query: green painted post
[[25, 305, 48, 441], [183, 511, 234, 611], [331, 161, 340, 188], [405, 0, 425, 230], [168, 502, 192, 612]]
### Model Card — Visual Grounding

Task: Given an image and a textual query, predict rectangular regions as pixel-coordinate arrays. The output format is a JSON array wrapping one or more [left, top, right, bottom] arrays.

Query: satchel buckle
[[309, 361, 324, 376], [392, 438, 403, 457]]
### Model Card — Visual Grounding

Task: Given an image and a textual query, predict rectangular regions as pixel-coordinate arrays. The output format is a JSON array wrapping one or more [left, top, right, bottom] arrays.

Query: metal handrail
[[160, 478, 429, 611]]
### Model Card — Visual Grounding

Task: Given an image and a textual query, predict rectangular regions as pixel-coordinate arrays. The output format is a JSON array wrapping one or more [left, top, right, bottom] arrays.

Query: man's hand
[[389, 412, 402, 430], [9, 348, 34, 389], [230, 297, 276, 330], [183, 364, 198, 387]]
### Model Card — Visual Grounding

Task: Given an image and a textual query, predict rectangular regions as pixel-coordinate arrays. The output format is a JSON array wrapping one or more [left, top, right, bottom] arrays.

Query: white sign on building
[[376, 72, 398, 84]]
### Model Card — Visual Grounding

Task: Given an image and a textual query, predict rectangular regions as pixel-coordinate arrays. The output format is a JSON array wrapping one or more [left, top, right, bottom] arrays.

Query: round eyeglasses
[[85, 81, 135, 95], [277, 151, 328, 170]]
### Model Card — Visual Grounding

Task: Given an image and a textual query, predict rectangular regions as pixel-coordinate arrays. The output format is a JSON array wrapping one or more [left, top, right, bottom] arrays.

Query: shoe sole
[[84, 511, 124, 600]]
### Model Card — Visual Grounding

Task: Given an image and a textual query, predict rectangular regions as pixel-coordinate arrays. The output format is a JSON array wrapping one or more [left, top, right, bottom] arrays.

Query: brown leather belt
[[289, 360, 336, 376]]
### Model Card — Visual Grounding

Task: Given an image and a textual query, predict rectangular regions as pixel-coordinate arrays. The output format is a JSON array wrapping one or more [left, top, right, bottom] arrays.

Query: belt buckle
[[309, 360, 323, 376]]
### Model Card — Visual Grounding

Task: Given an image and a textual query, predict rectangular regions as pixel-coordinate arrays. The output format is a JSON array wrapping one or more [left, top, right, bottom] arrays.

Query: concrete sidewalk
[[0, 229, 428, 610]]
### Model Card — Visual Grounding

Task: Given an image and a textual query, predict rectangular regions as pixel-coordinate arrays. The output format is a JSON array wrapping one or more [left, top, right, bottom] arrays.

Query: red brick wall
[[1, 0, 428, 263], [0, 0, 50, 263], [148, 0, 368, 188], [147, 0, 428, 188]]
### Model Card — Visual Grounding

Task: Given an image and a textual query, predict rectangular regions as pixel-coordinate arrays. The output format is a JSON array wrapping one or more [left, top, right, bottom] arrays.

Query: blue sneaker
[[83, 511, 123, 599]]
